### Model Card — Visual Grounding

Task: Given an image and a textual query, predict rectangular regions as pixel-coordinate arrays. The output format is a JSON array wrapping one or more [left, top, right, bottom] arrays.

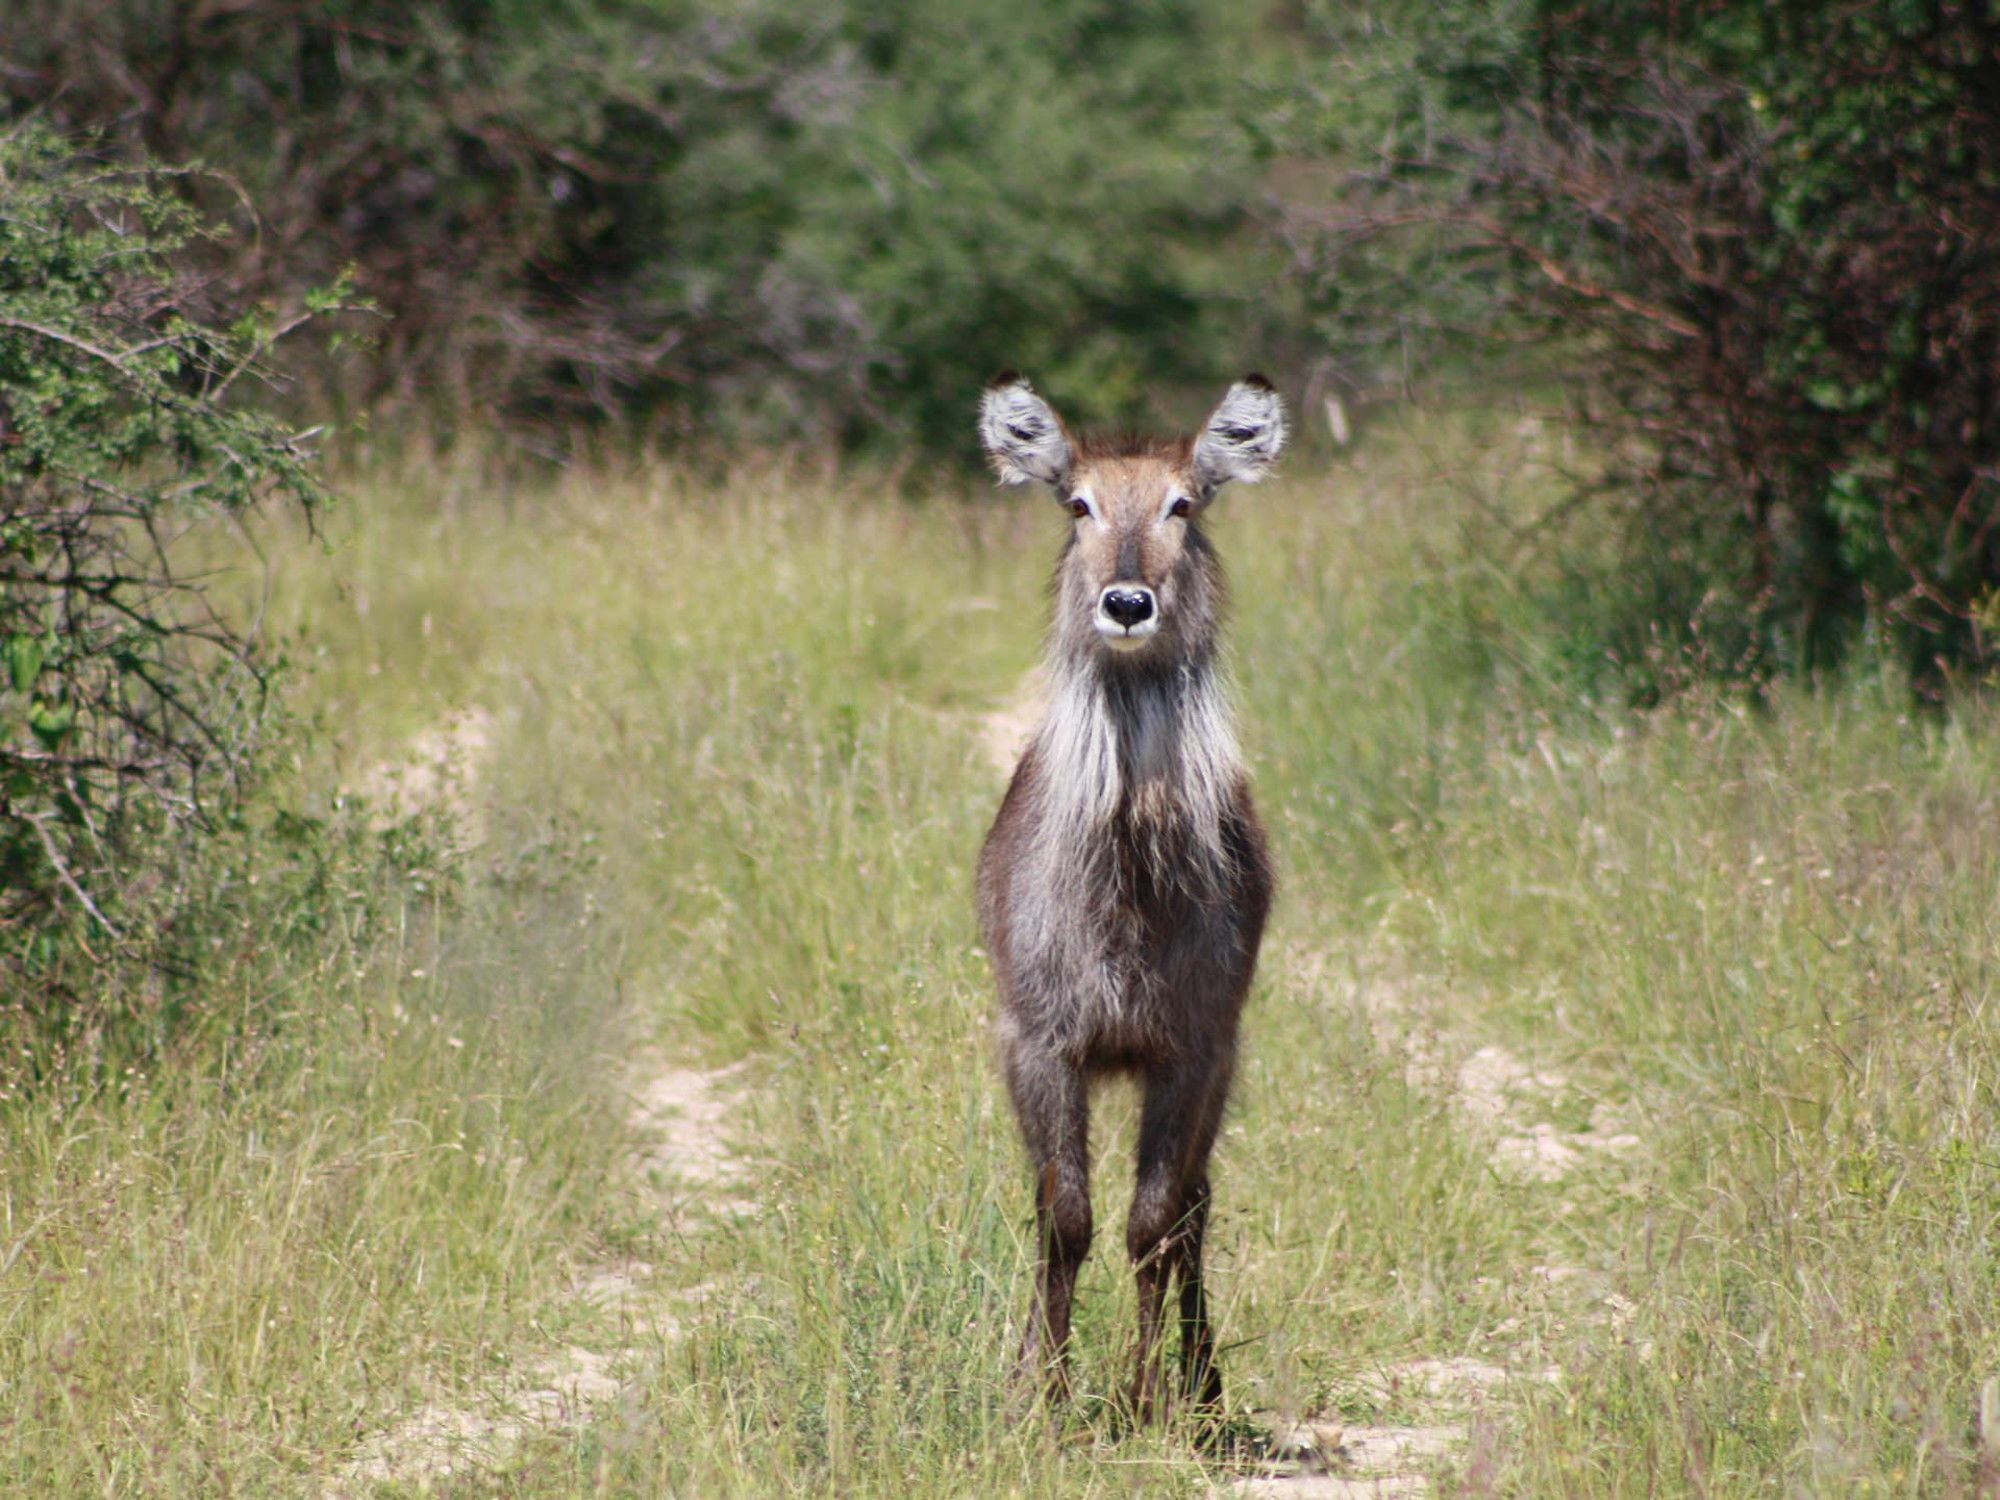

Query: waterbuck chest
[[976, 675, 1272, 1064]]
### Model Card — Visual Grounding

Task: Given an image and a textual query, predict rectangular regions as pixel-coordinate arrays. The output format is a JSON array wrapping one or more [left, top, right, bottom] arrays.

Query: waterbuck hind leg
[[1006, 1044, 1093, 1401], [1126, 1058, 1232, 1423]]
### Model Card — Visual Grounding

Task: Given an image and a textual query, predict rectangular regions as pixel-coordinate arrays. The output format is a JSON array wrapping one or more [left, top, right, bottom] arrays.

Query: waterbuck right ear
[[979, 372, 1073, 488], [1191, 374, 1287, 494]]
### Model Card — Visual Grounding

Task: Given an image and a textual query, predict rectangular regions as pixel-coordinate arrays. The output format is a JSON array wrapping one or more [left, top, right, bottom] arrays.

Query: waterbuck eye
[[1068, 497, 1090, 518], [1168, 497, 1192, 518]]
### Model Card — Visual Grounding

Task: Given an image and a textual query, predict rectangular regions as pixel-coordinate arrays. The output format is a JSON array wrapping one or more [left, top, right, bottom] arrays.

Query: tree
[[1282, 0, 2000, 684], [0, 127, 335, 982], [0, 0, 1282, 457]]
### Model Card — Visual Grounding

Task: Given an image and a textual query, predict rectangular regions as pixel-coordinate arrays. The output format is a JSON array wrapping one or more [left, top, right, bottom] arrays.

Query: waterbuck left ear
[[1191, 374, 1287, 493], [979, 371, 1074, 488]]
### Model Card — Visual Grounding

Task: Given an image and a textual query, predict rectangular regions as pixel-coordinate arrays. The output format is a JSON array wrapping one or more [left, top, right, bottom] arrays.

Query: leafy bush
[[1, 0, 1283, 457], [1282, 0, 2000, 685], [0, 127, 335, 999]]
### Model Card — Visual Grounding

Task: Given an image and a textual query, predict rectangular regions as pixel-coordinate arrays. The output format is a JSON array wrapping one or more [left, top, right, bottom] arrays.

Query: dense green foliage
[[13, 0, 2000, 679], [0, 0, 1282, 455], [0, 127, 339, 1002], [1285, 0, 2000, 683]]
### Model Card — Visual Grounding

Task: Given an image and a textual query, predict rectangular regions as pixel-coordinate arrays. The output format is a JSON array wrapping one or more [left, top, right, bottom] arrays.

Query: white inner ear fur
[[1190, 378, 1287, 493], [980, 379, 1074, 487]]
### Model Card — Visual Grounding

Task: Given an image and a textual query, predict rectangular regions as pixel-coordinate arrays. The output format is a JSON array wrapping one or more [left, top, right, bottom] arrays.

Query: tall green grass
[[8, 414, 2000, 1494]]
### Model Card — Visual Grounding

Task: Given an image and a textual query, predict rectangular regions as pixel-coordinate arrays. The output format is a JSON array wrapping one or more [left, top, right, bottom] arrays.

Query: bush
[[0, 127, 337, 1002], [1282, 0, 2000, 686]]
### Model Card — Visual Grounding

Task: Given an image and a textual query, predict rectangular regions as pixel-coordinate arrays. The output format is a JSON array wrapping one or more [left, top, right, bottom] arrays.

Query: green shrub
[[0, 127, 338, 1010], [1281, 0, 2000, 687]]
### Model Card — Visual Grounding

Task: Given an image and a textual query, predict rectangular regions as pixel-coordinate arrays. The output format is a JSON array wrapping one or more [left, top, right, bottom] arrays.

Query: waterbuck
[[976, 372, 1284, 1421]]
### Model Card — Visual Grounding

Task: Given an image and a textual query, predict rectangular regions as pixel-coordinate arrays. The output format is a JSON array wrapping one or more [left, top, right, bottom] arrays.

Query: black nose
[[1101, 587, 1155, 627]]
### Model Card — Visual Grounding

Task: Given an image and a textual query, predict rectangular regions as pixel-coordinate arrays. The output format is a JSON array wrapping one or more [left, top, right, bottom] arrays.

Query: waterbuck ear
[[979, 371, 1073, 488], [1191, 374, 1287, 493]]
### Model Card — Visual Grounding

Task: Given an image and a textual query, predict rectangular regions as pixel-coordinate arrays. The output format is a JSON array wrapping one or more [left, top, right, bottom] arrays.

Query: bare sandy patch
[[1453, 1044, 1642, 1182], [1366, 1356, 1563, 1404], [334, 1348, 628, 1494], [1236, 1422, 1465, 1498], [629, 1060, 752, 1206], [348, 705, 495, 843], [1293, 942, 1644, 1185]]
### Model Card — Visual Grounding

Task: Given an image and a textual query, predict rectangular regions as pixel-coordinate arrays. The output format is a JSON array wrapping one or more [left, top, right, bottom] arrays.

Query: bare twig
[[22, 812, 121, 938]]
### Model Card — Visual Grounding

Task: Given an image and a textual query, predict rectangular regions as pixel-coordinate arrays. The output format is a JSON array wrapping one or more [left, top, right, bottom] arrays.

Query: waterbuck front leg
[[1127, 1055, 1232, 1423], [1173, 1175, 1222, 1409], [1005, 1042, 1093, 1402]]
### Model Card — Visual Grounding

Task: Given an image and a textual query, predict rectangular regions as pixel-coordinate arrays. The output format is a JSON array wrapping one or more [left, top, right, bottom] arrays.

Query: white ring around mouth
[[1094, 615, 1159, 648]]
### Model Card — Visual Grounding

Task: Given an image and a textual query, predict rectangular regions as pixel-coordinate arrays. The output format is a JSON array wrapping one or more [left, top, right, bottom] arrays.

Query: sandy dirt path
[[327, 1059, 749, 1495], [327, 715, 753, 1494]]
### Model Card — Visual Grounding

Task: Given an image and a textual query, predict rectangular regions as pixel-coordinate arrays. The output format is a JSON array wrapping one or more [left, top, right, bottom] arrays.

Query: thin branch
[[21, 812, 121, 939], [0, 316, 135, 370], [1443, 210, 1705, 339]]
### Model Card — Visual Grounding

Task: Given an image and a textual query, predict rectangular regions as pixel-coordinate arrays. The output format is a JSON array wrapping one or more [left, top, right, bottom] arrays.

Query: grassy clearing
[[6, 414, 2000, 1495], [0, 805, 626, 1492]]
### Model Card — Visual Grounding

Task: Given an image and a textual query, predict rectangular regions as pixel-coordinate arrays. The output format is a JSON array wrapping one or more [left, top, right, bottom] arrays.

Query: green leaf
[[4, 633, 44, 693], [27, 696, 74, 749], [1804, 379, 1864, 413]]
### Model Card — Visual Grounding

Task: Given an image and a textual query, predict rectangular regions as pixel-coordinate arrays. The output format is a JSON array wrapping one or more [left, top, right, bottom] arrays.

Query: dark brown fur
[[975, 374, 1284, 1421]]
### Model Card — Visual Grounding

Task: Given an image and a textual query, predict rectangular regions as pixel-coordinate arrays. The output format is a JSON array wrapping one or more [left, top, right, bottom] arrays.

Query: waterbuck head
[[979, 373, 1286, 663]]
